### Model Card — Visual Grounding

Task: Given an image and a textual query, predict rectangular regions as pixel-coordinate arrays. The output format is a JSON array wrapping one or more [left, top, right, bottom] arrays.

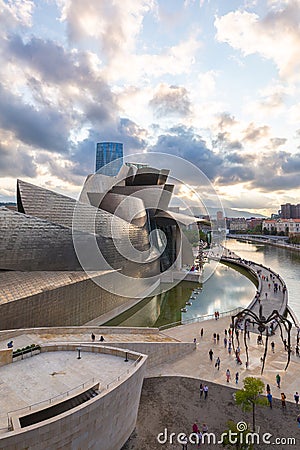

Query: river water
[[225, 239, 300, 319], [105, 239, 299, 327]]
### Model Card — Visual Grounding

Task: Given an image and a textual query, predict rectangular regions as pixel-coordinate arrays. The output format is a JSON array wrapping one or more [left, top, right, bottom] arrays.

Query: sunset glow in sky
[[1, 0, 300, 215]]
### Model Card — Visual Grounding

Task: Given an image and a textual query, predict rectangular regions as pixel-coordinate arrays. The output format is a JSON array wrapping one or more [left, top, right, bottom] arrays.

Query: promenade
[[209, 245, 290, 327], [145, 246, 300, 403], [149, 315, 300, 402]]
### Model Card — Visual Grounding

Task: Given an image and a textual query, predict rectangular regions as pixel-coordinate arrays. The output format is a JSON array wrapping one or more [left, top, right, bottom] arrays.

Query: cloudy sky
[[1, 0, 300, 216]]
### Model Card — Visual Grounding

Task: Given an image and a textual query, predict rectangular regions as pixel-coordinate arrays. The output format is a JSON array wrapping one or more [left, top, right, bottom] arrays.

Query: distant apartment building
[[280, 203, 300, 219], [95, 142, 123, 175], [262, 218, 300, 236], [226, 217, 247, 232], [246, 218, 263, 230]]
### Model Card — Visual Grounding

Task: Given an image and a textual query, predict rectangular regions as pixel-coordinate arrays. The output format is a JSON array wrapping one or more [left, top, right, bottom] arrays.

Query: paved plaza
[[150, 315, 300, 402]]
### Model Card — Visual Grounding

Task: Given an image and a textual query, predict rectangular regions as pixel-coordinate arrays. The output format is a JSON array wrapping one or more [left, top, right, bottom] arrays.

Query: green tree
[[253, 224, 262, 233], [221, 420, 253, 449], [235, 377, 267, 432], [289, 235, 300, 244]]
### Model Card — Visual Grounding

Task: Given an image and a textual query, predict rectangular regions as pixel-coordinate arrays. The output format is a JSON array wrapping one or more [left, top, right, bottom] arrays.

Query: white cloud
[[103, 34, 202, 83], [215, 1, 300, 81], [0, 0, 34, 31], [58, 0, 156, 60], [196, 70, 218, 97]]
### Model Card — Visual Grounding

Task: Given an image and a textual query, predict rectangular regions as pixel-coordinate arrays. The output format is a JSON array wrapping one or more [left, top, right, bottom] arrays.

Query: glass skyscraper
[[95, 142, 123, 175]]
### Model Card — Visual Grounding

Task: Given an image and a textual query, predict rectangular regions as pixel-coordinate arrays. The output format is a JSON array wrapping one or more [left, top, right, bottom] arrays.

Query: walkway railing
[[158, 307, 244, 331], [7, 377, 96, 426]]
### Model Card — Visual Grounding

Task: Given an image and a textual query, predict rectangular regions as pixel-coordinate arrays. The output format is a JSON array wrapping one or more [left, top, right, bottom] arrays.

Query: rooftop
[[0, 346, 138, 434]]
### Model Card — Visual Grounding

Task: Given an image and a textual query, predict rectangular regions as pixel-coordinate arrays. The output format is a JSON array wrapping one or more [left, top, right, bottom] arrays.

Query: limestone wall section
[[101, 341, 195, 368]]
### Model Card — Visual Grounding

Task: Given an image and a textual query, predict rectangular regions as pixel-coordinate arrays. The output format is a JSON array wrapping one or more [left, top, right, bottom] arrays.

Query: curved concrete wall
[[1, 345, 147, 450]]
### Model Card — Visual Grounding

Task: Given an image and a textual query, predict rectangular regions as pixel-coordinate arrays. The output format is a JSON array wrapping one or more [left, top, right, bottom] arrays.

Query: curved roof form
[[155, 210, 211, 227]]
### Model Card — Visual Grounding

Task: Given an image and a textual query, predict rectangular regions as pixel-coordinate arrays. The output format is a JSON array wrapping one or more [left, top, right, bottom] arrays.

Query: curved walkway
[[147, 246, 299, 402], [209, 246, 289, 328]]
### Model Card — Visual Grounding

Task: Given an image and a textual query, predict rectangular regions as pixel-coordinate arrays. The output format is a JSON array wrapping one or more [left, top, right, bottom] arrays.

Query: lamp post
[[77, 346, 81, 359]]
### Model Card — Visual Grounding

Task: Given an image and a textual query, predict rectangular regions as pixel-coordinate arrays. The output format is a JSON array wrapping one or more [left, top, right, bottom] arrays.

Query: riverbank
[[228, 234, 300, 252], [224, 239, 300, 321]]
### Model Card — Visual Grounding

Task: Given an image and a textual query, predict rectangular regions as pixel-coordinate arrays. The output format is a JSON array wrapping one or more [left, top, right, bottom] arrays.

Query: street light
[[77, 346, 81, 359]]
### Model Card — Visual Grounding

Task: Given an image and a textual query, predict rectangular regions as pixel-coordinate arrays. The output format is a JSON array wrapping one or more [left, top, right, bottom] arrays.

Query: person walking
[[213, 333, 216, 344], [235, 372, 239, 384], [217, 333, 220, 343], [276, 373, 281, 388], [204, 384, 208, 399], [226, 369, 231, 383], [267, 392, 273, 409], [271, 341, 275, 353], [200, 328, 204, 338], [215, 356, 220, 370], [197, 431, 203, 448], [266, 384, 271, 394], [224, 337, 228, 348], [91, 332, 95, 342], [281, 392, 287, 410], [199, 383, 204, 399], [294, 391, 299, 407], [297, 415, 300, 429], [209, 349, 214, 361], [192, 422, 199, 434], [228, 341, 232, 355]]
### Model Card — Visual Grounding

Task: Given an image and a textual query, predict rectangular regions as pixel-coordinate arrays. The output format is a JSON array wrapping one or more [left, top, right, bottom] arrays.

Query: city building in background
[[95, 142, 123, 175], [280, 203, 300, 219], [262, 218, 300, 237]]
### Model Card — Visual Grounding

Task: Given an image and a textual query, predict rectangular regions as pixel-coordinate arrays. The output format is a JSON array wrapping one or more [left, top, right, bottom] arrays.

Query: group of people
[[191, 422, 209, 448], [266, 381, 299, 412], [91, 333, 105, 342], [199, 383, 209, 399]]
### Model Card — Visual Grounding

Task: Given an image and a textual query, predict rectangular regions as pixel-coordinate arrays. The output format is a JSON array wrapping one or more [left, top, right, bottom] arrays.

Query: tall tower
[[95, 142, 123, 175]]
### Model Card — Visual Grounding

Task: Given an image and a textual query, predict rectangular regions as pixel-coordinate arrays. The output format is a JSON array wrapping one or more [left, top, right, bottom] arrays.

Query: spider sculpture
[[231, 306, 293, 375]]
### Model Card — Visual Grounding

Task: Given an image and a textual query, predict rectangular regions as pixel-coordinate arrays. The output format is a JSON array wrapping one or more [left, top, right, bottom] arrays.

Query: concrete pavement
[[148, 316, 300, 403]]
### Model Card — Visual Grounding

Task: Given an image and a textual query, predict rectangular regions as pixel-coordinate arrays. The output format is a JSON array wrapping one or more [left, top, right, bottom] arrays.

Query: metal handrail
[[158, 307, 244, 331], [7, 377, 96, 418]]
